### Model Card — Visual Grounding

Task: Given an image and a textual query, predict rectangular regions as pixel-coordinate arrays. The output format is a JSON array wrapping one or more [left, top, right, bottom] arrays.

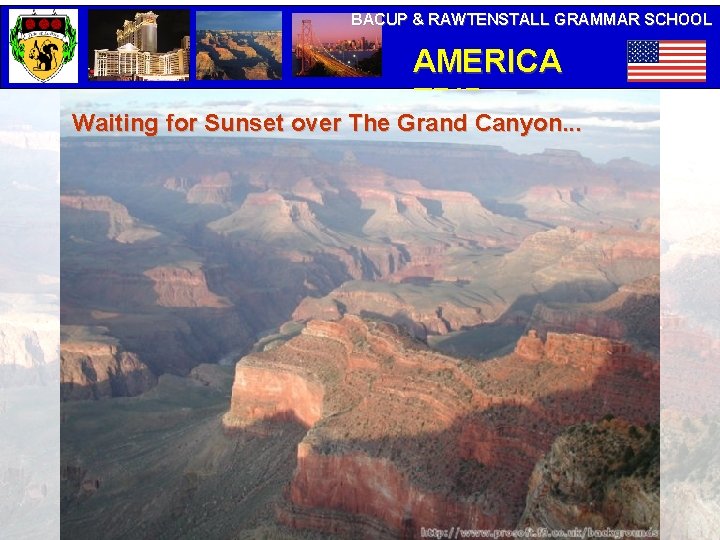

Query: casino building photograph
[[88, 10, 190, 81]]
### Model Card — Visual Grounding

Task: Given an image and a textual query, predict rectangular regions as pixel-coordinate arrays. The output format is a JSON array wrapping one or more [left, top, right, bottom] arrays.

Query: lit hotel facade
[[93, 11, 189, 80], [116, 11, 158, 52]]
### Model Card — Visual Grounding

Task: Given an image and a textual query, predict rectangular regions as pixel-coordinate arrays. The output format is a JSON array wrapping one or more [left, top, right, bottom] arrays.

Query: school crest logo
[[9, 11, 77, 82]]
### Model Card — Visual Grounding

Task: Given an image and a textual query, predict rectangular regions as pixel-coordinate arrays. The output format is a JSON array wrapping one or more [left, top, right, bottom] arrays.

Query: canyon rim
[[60, 92, 659, 539]]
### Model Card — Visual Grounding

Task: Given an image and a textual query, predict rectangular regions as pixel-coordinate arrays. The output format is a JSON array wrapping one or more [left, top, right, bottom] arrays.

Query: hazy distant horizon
[[196, 11, 281, 32]]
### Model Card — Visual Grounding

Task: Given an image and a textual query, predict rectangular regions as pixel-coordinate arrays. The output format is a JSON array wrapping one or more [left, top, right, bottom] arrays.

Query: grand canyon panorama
[[60, 137, 659, 538]]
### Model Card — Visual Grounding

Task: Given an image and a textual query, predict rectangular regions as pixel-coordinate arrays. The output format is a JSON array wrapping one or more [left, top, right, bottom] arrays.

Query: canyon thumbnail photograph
[[60, 91, 660, 539], [196, 11, 282, 81]]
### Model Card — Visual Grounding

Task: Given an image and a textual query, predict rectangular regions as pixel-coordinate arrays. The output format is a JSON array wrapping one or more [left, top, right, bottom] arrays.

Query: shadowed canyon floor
[[60, 138, 659, 393], [61, 365, 326, 539], [60, 138, 659, 537], [196, 30, 282, 80], [225, 317, 658, 536], [62, 319, 659, 538]]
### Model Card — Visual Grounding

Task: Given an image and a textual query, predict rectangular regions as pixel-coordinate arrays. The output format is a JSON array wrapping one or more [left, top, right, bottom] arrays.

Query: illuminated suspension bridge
[[295, 19, 365, 77]]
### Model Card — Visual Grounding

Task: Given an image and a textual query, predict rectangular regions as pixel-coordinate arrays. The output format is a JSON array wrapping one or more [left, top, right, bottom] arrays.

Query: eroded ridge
[[223, 316, 659, 536]]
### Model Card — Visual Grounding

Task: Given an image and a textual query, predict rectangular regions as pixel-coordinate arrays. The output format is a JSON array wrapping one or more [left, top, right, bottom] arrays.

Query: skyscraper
[[116, 11, 158, 53]]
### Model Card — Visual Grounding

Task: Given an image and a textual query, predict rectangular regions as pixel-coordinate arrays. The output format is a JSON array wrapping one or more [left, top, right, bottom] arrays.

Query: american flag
[[627, 40, 706, 83]]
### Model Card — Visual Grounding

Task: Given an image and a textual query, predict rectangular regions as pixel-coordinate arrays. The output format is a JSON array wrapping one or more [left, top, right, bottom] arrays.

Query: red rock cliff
[[225, 316, 659, 537], [143, 264, 230, 308], [61, 332, 156, 400]]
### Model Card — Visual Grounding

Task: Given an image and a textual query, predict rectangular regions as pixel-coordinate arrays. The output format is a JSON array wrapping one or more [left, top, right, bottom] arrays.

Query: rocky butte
[[60, 139, 658, 393], [60, 326, 156, 400], [520, 418, 658, 532], [57, 138, 659, 537], [223, 316, 658, 536]]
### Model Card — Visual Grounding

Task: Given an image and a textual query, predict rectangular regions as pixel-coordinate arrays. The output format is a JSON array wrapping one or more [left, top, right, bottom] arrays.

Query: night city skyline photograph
[[292, 13, 382, 78]]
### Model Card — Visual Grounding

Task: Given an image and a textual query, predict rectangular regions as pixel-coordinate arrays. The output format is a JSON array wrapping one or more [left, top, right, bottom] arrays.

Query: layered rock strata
[[519, 419, 659, 534], [224, 316, 659, 537], [60, 331, 156, 400]]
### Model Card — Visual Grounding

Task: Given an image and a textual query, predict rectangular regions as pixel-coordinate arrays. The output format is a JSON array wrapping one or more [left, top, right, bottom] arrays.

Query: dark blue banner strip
[[1, 5, 717, 89]]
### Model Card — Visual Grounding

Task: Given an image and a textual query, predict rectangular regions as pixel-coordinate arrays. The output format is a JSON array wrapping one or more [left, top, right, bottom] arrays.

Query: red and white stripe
[[628, 40, 706, 82]]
